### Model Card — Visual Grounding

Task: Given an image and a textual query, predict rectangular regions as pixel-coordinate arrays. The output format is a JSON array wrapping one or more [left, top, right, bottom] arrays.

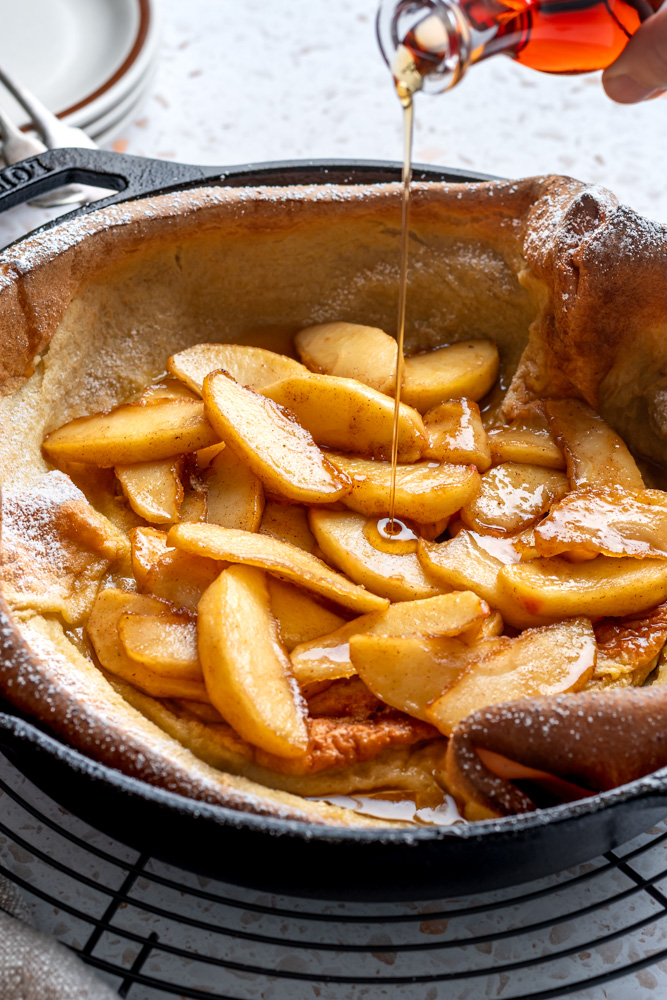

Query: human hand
[[602, 3, 667, 103]]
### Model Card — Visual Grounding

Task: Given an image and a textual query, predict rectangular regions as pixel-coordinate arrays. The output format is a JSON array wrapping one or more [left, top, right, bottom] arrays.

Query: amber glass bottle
[[377, 0, 662, 96]]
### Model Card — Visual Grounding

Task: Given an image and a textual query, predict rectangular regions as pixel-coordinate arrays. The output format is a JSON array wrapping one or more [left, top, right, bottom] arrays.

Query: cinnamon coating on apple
[[19, 318, 667, 822]]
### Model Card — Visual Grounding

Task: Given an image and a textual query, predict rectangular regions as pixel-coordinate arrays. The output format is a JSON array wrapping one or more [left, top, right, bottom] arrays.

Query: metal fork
[[0, 61, 101, 207]]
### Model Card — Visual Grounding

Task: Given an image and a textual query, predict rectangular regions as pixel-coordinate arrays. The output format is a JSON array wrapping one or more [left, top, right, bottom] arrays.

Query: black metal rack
[[1, 753, 667, 999]]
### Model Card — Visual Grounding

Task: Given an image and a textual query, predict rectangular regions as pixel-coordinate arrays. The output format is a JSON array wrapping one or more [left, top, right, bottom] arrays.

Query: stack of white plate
[[0, 0, 159, 146]]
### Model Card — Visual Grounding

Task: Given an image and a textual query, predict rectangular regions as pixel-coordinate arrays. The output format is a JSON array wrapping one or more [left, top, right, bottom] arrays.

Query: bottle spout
[[376, 0, 471, 99]]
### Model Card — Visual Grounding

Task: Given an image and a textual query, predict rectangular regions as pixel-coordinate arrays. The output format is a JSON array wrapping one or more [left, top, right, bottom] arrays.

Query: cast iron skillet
[[1, 147, 666, 902]]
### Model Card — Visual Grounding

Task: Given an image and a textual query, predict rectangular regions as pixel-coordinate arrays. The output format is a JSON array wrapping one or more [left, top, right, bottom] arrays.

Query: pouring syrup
[[378, 0, 662, 543], [381, 63, 419, 541]]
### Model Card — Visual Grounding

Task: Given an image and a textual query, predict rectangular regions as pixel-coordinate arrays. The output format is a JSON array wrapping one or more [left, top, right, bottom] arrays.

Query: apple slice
[[259, 502, 318, 553], [263, 373, 426, 461], [487, 418, 565, 470], [118, 611, 201, 680], [417, 518, 451, 541], [476, 610, 504, 639], [195, 440, 227, 470], [179, 478, 208, 523], [460, 463, 569, 536], [130, 526, 223, 612], [533, 487, 667, 560], [418, 530, 551, 629], [43, 398, 219, 466], [202, 370, 350, 504], [197, 565, 309, 757], [308, 508, 444, 602], [205, 448, 264, 532], [400, 341, 499, 413], [326, 452, 480, 523], [294, 322, 398, 394], [168, 522, 389, 613], [290, 590, 489, 685], [545, 399, 644, 491], [86, 587, 209, 700], [139, 377, 200, 403], [423, 398, 492, 471], [497, 555, 667, 620], [350, 633, 480, 722], [426, 617, 596, 736], [592, 603, 667, 689], [116, 458, 184, 524], [177, 700, 225, 724], [168, 343, 306, 394], [267, 578, 347, 652]]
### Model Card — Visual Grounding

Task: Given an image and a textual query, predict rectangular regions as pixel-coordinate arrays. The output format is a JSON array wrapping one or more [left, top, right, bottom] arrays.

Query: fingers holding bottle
[[603, 3, 667, 103]]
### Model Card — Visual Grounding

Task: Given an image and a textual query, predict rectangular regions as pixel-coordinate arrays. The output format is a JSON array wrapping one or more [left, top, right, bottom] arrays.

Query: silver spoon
[[0, 61, 101, 207]]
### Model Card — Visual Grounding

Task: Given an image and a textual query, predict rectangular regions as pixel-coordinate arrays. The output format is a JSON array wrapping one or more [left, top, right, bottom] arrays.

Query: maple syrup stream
[[385, 88, 414, 539]]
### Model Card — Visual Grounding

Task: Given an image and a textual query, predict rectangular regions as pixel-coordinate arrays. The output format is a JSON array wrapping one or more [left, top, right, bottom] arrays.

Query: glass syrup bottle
[[377, 0, 662, 99]]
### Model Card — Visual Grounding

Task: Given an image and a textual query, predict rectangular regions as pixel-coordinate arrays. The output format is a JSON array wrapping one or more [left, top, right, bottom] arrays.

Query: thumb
[[602, 4, 667, 103]]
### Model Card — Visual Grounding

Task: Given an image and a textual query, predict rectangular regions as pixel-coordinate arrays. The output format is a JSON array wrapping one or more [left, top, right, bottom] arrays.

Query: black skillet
[[1, 147, 666, 902]]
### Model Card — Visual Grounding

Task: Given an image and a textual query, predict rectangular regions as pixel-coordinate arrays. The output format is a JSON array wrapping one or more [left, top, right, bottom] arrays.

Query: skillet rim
[[1, 152, 667, 849]]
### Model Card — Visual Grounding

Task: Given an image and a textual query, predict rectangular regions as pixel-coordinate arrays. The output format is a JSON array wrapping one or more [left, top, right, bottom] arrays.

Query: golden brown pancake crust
[[0, 177, 666, 825], [445, 685, 667, 817]]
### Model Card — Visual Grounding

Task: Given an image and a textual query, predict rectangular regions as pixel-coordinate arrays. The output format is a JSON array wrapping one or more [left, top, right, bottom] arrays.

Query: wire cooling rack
[[1, 752, 667, 999]]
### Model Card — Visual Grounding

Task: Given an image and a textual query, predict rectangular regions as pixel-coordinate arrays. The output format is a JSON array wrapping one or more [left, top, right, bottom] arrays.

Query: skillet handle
[[0, 148, 501, 221], [0, 147, 222, 217]]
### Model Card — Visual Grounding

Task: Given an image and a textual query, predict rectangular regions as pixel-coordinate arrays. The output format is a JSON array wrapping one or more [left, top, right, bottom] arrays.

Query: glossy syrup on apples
[[382, 84, 414, 543]]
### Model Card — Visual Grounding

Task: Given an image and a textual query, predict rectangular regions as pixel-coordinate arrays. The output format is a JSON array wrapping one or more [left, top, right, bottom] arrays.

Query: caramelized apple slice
[[418, 530, 551, 628], [294, 322, 398, 394], [131, 526, 172, 584], [139, 377, 199, 403], [545, 399, 644, 491], [308, 509, 443, 602], [417, 518, 451, 541], [168, 522, 389, 613], [533, 487, 667, 560], [130, 526, 223, 612], [202, 370, 350, 504], [476, 610, 504, 639], [426, 618, 596, 736], [205, 448, 264, 531], [400, 341, 499, 413], [168, 343, 306, 394], [498, 555, 667, 620], [197, 565, 309, 757], [179, 477, 208, 523], [195, 440, 226, 470], [423, 398, 491, 470], [86, 588, 209, 700], [263, 373, 426, 461], [267, 578, 347, 652], [43, 399, 219, 466], [591, 602, 667, 688], [350, 633, 480, 722], [487, 418, 565, 470], [115, 458, 184, 524], [460, 463, 569, 536], [291, 591, 489, 684], [260, 502, 318, 553], [326, 452, 480, 523], [118, 611, 201, 680]]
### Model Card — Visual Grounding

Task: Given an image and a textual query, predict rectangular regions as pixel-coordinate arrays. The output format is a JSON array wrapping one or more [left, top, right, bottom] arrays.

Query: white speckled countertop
[[1, 2, 667, 998], [1, 0, 665, 248]]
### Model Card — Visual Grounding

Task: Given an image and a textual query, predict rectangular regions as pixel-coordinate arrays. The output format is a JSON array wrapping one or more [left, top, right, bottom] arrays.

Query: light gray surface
[[1, 751, 667, 999], [1, 2, 666, 997], [0, 0, 665, 249]]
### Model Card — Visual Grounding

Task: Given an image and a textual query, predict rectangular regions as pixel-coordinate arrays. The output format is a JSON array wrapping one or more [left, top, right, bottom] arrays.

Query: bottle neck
[[377, 0, 482, 99], [377, 0, 659, 98]]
